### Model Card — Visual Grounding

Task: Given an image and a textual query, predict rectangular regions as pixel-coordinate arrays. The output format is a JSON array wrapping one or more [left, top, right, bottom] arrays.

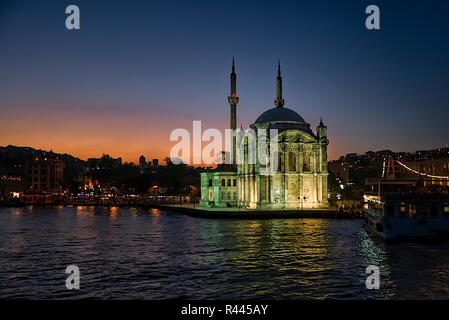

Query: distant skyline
[[1, 0, 448, 163], [2, 143, 449, 167]]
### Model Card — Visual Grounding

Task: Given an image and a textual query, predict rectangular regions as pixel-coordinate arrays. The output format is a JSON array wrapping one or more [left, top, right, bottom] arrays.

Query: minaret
[[274, 60, 285, 107], [228, 57, 239, 165], [317, 117, 328, 141]]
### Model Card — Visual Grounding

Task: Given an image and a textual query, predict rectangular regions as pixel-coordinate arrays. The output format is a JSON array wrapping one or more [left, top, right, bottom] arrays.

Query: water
[[1, 206, 449, 299]]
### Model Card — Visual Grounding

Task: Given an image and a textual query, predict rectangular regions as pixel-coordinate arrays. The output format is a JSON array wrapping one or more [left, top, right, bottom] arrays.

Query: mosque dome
[[255, 107, 305, 124], [253, 106, 315, 137]]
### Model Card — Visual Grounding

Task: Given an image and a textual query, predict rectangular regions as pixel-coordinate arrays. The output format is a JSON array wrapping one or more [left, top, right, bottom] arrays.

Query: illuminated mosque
[[199, 59, 329, 209]]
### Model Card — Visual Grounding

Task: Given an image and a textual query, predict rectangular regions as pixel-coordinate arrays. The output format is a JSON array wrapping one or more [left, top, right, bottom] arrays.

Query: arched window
[[271, 151, 279, 172], [279, 152, 284, 172], [288, 152, 296, 171], [303, 152, 310, 172]]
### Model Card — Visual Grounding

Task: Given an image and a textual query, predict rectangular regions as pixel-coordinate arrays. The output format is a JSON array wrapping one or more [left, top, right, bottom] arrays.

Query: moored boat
[[363, 192, 449, 241]]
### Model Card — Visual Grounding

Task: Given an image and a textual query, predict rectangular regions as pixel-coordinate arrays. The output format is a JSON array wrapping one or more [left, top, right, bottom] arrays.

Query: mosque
[[199, 59, 329, 210]]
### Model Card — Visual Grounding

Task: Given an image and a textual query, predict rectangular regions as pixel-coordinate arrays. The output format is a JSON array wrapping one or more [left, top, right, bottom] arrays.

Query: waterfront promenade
[[149, 204, 361, 219]]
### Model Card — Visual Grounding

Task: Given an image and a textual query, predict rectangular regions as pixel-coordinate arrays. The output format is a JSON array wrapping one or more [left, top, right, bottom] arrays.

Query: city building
[[0, 175, 24, 201], [200, 60, 329, 209], [139, 155, 147, 173], [25, 155, 65, 192], [139, 155, 146, 167], [328, 160, 350, 184]]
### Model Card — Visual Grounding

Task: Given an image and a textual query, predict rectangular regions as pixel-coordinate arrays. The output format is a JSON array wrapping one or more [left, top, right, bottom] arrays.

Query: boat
[[362, 156, 449, 241], [363, 192, 449, 241]]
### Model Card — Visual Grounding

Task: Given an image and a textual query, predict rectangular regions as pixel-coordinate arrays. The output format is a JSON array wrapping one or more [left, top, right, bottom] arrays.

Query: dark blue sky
[[0, 0, 448, 161]]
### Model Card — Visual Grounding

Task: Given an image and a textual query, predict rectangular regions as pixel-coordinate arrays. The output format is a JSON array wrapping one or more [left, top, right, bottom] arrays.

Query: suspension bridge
[[366, 156, 449, 187]]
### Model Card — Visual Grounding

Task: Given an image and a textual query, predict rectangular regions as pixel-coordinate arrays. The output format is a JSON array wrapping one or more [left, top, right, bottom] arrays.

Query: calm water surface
[[1, 206, 449, 299]]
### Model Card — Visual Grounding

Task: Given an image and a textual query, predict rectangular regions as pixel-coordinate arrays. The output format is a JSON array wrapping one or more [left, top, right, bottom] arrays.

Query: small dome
[[255, 107, 305, 124]]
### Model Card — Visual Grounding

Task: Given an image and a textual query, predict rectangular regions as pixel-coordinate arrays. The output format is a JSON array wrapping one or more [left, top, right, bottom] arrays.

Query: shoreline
[[152, 205, 362, 219], [0, 203, 363, 219]]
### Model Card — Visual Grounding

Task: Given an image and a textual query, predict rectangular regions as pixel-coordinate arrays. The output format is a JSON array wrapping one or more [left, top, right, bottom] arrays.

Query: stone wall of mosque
[[236, 130, 329, 209], [199, 171, 238, 208], [199, 128, 329, 210]]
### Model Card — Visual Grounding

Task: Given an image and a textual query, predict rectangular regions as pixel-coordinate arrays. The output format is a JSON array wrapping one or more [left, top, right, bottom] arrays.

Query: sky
[[0, 0, 448, 163]]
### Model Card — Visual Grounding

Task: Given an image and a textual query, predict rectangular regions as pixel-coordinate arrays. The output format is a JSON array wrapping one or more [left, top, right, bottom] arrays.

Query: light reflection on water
[[1, 207, 449, 299]]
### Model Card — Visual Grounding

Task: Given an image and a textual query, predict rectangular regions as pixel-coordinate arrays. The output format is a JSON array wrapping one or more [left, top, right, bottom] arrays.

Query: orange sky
[[0, 106, 343, 164], [0, 88, 348, 165]]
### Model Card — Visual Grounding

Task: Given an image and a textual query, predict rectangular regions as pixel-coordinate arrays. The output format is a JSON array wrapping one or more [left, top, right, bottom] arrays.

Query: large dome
[[255, 107, 305, 124], [252, 106, 316, 137]]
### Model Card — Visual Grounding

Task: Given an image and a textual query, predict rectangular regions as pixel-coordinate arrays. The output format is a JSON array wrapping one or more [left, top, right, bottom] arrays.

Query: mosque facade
[[199, 60, 329, 210]]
